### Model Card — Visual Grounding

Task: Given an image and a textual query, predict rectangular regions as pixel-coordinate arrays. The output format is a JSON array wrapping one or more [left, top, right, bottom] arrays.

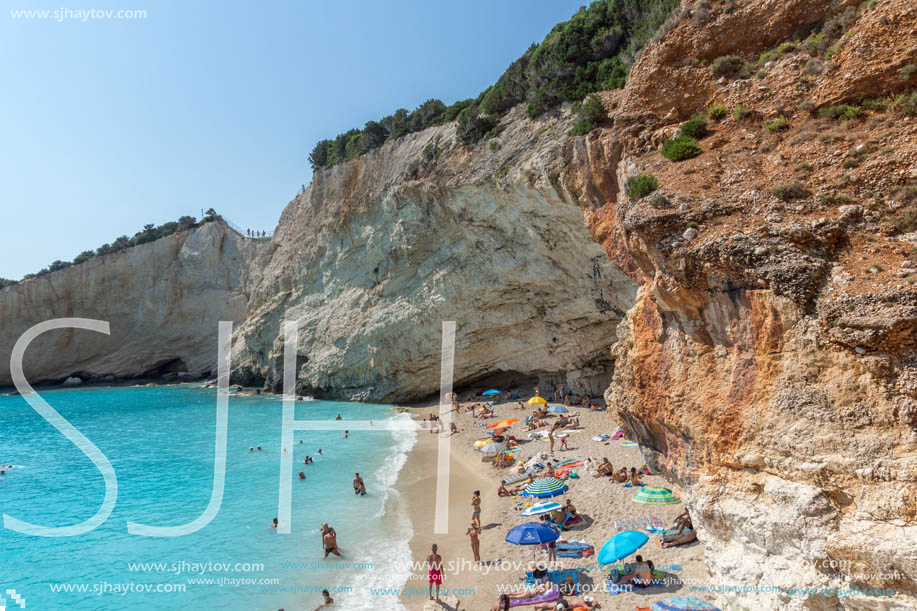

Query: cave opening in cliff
[[142, 357, 189, 378], [454, 370, 539, 396]]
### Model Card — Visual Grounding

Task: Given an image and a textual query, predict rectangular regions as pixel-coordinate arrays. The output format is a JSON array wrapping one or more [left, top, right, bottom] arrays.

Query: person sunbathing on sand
[[498, 480, 526, 496], [545, 463, 556, 477], [629, 467, 643, 486], [613, 468, 628, 483], [534, 595, 600, 610], [492, 593, 511, 611], [565, 499, 577, 517], [662, 529, 697, 548], [673, 509, 692, 533], [594, 458, 614, 478], [508, 580, 553, 600], [619, 558, 655, 588]]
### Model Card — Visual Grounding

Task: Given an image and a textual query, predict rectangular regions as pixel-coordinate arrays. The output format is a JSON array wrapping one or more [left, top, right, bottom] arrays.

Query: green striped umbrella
[[633, 486, 680, 505], [522, 477, 568, 499]]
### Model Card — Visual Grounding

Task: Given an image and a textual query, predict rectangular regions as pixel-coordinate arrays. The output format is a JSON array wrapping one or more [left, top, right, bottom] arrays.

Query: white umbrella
[[522, 501, 564, 517], [481, 442, 508, 454]]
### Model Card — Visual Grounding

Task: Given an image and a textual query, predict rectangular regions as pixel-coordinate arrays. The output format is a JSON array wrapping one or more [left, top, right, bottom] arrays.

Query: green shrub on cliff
[[679, 116, 708, 139], [711, 55, 747, 78], [661, 135, 702, 161], [571, 94, 608, 136], [309, 0, 681, 167], [0, 277, 17, 288], [626, 174, 658, 201], [14, 215, 211, 284]]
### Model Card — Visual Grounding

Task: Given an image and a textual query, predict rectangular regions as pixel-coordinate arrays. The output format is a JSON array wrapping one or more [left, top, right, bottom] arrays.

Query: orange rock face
[[592, 0, 917, 608]]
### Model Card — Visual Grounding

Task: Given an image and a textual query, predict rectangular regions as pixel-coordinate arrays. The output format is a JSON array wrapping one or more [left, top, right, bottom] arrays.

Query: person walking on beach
[[426, 543, 443, 602], [353, 473, 366, 495], [321, 523, 342, 558], [466, 521, 482, 563], [471, 490, 482, 528], [548, 428, 555, 454]]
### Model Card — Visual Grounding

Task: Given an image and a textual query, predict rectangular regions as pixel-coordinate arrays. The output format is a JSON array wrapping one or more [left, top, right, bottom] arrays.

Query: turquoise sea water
[[0, 385, 416, 610]]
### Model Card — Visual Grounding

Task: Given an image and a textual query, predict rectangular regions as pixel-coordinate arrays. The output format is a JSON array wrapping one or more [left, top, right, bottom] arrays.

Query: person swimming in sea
[[317, 449, 323, 456], [270, 517, 279, 530], [314, 589, 334, 609], [344, 430, 349, 439], [249, 447, 254, 452], [298, 471, 306, 480], [335, 414, 342, 420], [257, 446, 263, 452]]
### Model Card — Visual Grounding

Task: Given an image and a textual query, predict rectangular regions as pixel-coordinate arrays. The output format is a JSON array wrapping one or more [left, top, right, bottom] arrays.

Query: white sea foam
[[338, 411, 417, 610]]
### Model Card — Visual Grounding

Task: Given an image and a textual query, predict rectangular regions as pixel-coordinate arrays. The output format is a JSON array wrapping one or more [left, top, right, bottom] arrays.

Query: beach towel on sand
[[508, 586, 560, 606], [612, 429, 624, 440], [503, 471, 534, 485]]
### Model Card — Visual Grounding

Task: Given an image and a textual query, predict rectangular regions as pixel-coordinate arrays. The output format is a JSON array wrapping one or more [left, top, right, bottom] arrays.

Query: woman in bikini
[[466, 522, 482, 562], [471, 490, 482, 528]]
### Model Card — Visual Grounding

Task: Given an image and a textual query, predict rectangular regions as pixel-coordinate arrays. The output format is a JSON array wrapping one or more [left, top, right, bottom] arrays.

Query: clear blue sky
[[0, 0, 582, 280]]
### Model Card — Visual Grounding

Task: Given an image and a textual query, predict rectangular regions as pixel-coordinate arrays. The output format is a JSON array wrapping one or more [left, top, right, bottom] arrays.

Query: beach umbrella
[[597, 530, 649, 565], [650, 596, 720, 611], [487, 418, 519, 429], [526, 396, 547, 406], [547, 405, 569, 413], [522, 501, 564, 517], [480, 442, 508, 454], [633, 486, 680, 505], [473, 439, 494, 448], [522, 477, 568, 498], [482, 389, 502, 396], [621, 441, 639, 447], [505, 522, 560, 545]]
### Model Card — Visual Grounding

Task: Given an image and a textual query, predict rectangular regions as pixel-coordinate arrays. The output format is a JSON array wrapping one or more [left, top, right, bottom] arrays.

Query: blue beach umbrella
[[547, 405, 569, 413], [597, 530, 649, 565], [522, 477, 568, 499], [482, 389, 502, 396], [505, 522, 560, 545]]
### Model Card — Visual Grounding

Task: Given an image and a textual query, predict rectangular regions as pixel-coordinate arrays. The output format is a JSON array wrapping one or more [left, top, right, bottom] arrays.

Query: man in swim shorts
[[426, 543, 443, 601]]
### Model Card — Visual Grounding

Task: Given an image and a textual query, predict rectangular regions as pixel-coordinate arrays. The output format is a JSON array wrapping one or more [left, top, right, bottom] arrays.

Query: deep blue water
[[0, 385, 415, 610]]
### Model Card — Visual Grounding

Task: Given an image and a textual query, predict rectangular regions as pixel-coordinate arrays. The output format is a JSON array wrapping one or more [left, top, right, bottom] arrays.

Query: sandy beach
[[395, 391, 715, 611]]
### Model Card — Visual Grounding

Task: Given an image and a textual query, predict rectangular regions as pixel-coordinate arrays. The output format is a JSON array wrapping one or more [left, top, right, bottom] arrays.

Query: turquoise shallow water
[[0, 385, 416, 610]]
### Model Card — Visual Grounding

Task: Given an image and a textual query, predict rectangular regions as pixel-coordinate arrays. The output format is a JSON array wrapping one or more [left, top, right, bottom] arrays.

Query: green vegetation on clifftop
[[309, 0, 679, 169]]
